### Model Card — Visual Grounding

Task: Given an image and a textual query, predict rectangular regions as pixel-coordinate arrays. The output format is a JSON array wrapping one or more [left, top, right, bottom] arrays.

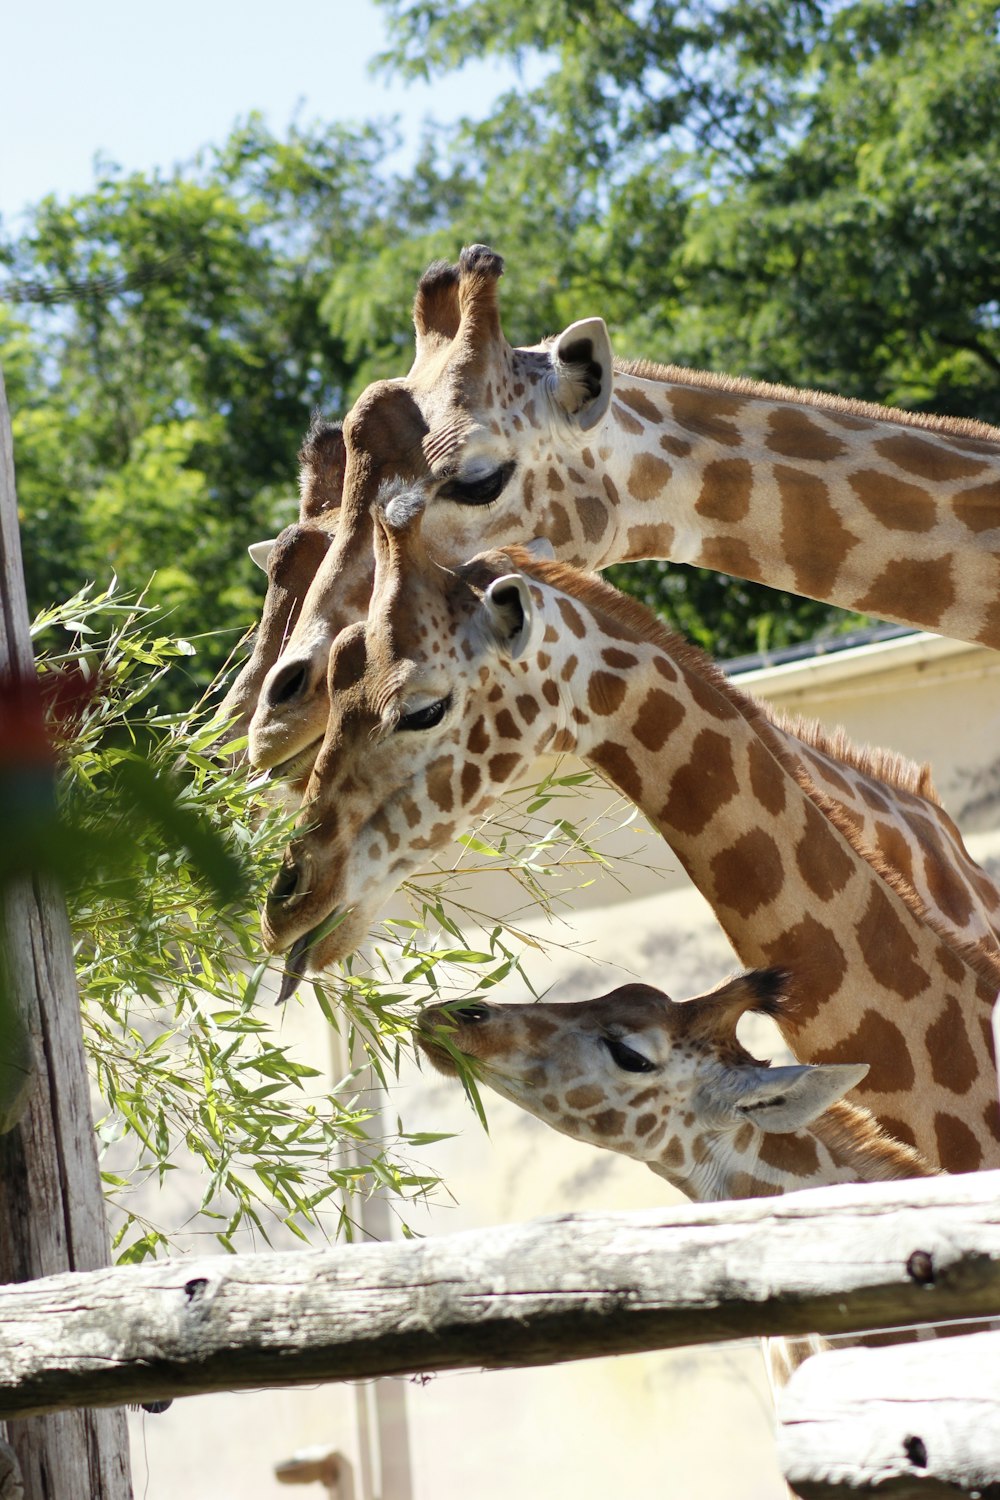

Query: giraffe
[[415, 969, 934, 1202], [260, 491, 1000, 1173], [218, 417, 345, 742], [247, 242, 1000, 777], [417, 970, 943, 1396]]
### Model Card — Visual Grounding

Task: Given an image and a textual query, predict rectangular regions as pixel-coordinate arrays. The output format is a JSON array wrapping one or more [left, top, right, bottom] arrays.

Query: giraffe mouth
[[270, 736, 324, 784]]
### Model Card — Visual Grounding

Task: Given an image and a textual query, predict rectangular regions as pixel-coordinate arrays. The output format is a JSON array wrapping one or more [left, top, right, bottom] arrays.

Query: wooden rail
[[0, 1172, 997, 1420]]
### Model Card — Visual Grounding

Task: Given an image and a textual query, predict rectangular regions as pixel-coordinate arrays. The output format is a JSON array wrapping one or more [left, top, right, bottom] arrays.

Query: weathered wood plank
[[778, 1330, 1000, 1497], [0, 1172, 998, 1417], [0, 369, 133, 1497]]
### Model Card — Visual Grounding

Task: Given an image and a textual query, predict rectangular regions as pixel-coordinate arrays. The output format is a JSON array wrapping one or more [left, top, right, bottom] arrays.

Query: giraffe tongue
[[277, 932, 315, 1005]]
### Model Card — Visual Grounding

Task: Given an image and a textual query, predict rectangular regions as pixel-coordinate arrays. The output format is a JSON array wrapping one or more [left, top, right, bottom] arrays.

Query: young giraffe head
[[219, 418, 346, 750], [416, 969, 933, 1201], [247, 243, 620, 774]]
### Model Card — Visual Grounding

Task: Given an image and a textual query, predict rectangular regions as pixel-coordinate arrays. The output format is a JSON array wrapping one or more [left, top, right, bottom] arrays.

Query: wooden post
[[0, 368, 133, 1498]]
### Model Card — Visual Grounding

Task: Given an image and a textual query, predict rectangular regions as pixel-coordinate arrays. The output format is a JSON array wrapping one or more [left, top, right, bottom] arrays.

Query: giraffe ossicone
[[262, 485, 1000, 1171], [415, 969, 934, 1202], [243, 242, 1000, 778]]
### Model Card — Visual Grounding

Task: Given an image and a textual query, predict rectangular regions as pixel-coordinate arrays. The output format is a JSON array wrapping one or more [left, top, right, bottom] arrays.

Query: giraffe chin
[[413, 1032, 460, 1077]]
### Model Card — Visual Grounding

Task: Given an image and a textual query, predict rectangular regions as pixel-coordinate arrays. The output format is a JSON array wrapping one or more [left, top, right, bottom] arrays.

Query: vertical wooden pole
[[0, 368, 133, 1498]]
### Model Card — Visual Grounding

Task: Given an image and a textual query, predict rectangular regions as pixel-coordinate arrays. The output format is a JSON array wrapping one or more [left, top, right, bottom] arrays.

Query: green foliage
[[21, 586, 453, 1259]]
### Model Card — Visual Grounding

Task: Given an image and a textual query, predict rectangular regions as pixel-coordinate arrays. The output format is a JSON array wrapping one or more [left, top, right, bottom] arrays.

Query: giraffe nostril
[[268, 855, 311, 908], [268, 659, 310, 708]]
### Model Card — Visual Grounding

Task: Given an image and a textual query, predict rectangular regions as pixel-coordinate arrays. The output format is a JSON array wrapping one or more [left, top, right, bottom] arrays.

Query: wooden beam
[[0, 369, 132, 1497], [0, 1172, 998, 1417], [778, 1330, 1000, 1497]]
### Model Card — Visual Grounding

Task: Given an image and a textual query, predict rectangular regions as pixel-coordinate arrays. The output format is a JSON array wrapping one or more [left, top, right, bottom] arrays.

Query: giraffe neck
[[591, 364, 1000, 647], [649, 1100, 936, 1204], [517, 558, 1000, 1171]]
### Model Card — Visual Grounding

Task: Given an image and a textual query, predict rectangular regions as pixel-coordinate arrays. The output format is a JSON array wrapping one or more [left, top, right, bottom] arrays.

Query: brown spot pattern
[[810, 1009, 914, 1094], [557, 598, 587, 639], [922, 846, 975, 929], [694, 458, 753, 523], [686, 667, 739, 721], [746, 738, 786, 816], [933, 1112, 983, 1172], [761, 915, 847, 1022], [634, 687, 685, 752], [711, 829, 784, 918], [587, 670, 628, 716], [776, 465, 859, 597], [953, 479, 1000, 533], [618, 387, 664, 423], [488, 752, 521, 781], [591, 1109, 626, 1137], [876, 433, 989, 483], [426, 756, 455, 813], [700, 534, 762, 579], [669, 387, 744, 446], [495, 708, 520, 740], [565, 1084, 604, 1110], [611, 402, 643, 435], [603, 647, 638, 670], [660, 729, 739, 836], [766, 408, 847, 461], [856, 883, 930, 1000], [635, 1113, 658, 1136], [795, 801, 855, 901], [547, 500, 573, 547], [855, 555, 955, 627], [873, 821, 916, 888], [627, 453, 672, 502], [848, 468, 936, 532], [624, 522, 674, 559], [591, 739, 644, 804], [757, 1131, 820, 1176], [516, 694, 540, 725], [578, 494, 610, 544], [468, 716, 489, 755], [925, 995, 978, 1095], [461, 762, 481, 804]]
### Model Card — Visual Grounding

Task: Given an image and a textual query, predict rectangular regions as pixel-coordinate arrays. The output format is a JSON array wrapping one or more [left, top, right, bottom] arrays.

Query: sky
[[0, 0, 527, 228]]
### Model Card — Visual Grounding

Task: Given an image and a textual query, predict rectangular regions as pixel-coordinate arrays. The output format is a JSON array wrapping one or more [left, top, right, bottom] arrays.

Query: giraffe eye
[[438, 461, 516, 507], [398, 695, 451, 732], [604, 1037, 656, 1073]]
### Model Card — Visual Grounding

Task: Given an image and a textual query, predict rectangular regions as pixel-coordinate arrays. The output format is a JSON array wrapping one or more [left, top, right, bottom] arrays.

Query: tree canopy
[[4, 0, 999, 678]]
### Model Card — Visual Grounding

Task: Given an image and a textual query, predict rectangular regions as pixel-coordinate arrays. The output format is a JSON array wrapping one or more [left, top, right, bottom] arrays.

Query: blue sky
[[0, 0, 527, 227]]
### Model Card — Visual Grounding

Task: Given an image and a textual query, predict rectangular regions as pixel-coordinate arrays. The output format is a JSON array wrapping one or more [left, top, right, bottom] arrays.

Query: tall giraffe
[[415, 970, 934, 1202], [261, 492, 1000, 1173], [247, 243, 1000, 775]]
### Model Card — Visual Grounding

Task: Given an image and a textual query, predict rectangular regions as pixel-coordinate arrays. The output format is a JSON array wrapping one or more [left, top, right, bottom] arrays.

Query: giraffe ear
[[549, 318, 613, 432], [482, 574, 535, 659], [248, 539, 278, 572], [703, 1062, 870, 1134]]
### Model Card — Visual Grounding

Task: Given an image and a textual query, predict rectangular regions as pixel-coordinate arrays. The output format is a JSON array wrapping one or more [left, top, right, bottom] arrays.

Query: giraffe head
[[219, 419, 346, 748], [416, 970, 883, 1199], [248, 243, 619, 775], [260, 481, 555, 985]]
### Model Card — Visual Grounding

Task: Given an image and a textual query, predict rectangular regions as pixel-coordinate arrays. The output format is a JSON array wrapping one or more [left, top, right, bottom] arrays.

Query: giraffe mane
[[816, 1100, 938, 1181], [768, 715, 941, 805], [612, 358, 1000, 446], [502, 548, 1000, 995]]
